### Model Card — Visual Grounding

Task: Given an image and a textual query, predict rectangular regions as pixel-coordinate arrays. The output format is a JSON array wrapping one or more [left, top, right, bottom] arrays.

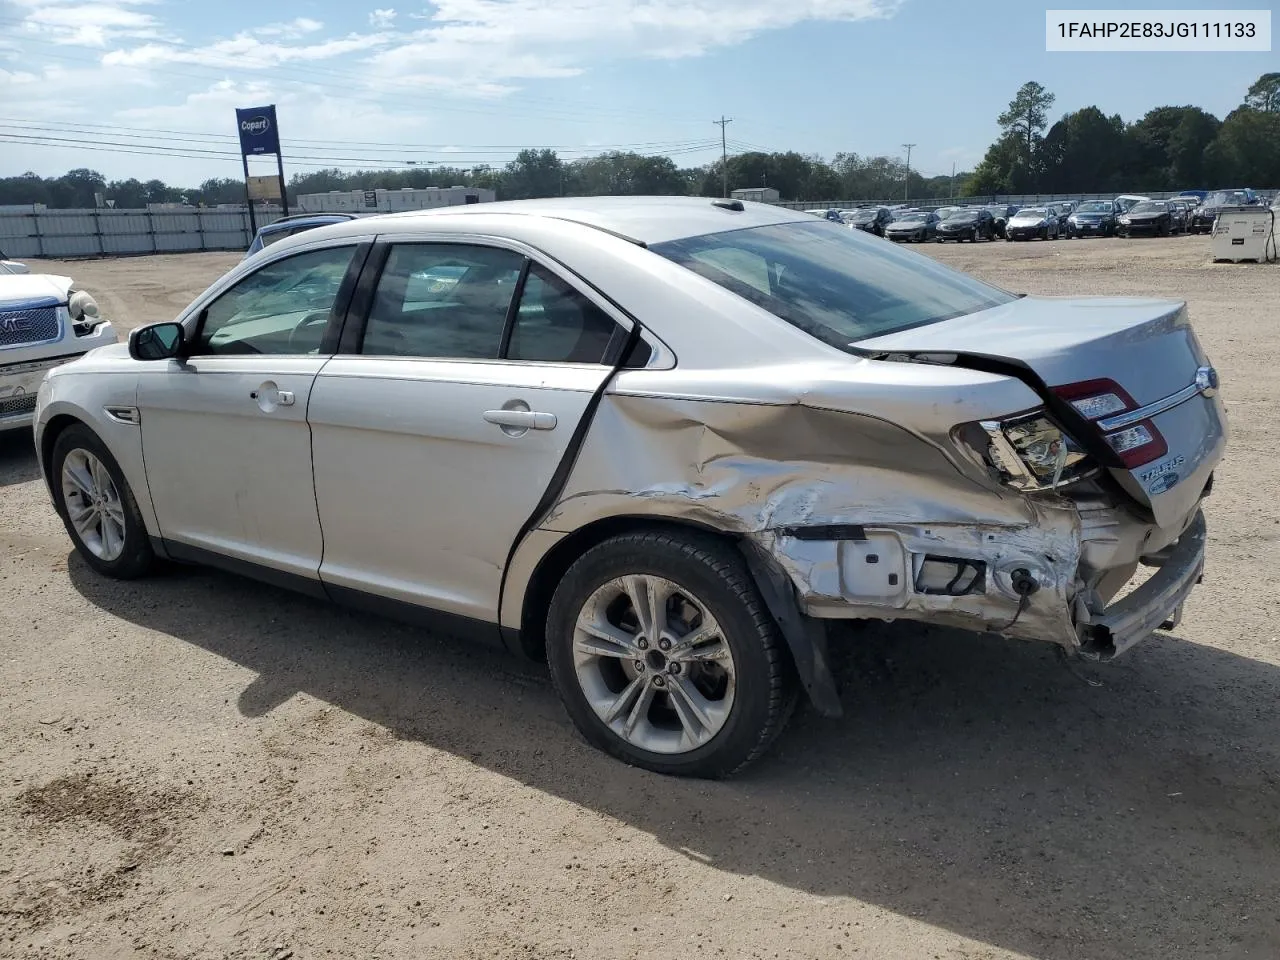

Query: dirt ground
[[2, 235, 1278, 960]]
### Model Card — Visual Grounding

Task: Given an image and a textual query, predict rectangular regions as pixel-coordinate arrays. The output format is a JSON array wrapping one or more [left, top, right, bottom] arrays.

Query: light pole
[[714, 116, 734, 198], [902, 143, 916, 202]]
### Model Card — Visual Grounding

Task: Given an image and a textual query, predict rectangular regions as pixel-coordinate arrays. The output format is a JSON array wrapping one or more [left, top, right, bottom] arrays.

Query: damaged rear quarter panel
[[523, 362, 1084, 648]]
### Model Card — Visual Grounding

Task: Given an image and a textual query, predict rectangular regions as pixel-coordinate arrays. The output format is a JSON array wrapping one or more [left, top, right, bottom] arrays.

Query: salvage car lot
[[2, 236, 1278, 959]]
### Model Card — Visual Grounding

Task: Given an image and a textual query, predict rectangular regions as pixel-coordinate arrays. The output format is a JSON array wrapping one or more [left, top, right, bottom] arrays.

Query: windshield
[[1016, 208, 1047, 218], [893, 211, 927, 222], [1076, 201, 1111, 213], [1130, 201, 1166, 214], [944, 208, 977, 220], [651, 221, 1014, 347], [850, 209, 879, 220], [1205, 191, 1248, 207]]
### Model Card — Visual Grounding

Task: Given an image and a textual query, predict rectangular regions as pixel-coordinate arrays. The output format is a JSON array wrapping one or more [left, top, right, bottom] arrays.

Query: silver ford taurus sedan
[[33, 196, 1226, 778]]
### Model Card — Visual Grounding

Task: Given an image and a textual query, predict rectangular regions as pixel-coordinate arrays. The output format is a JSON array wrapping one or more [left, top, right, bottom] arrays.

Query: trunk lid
[[860, 296, 1227, 528]]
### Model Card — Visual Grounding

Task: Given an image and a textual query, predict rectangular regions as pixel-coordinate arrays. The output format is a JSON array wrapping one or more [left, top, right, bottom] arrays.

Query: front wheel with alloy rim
[[51, 424, 154, 579], [546, 531, 796, 778]]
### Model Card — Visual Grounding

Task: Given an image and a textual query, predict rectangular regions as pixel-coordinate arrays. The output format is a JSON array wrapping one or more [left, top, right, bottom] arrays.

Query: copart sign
[[235, 105, 281, 156]]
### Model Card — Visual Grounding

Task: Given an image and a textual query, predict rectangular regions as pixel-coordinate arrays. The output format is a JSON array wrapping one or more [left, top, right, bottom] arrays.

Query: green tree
[[49, 168, 106, 208], [0, 172, 51, 206], [1244, 72, 1280, 113], [970, 82, 1056, 193], [106, 178, 147, 208], [502, 149, 564, 199], [1041, 107, 1126, 193], [569, 152, 687, 196], [965, 134, 1030, 196], [999, 81, 1056, 161], [1204, 107, 1280, 185], [1124, 106, 1221, 190]]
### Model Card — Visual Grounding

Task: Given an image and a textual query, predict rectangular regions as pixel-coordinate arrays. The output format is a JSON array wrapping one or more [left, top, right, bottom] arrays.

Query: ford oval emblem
[[1148, 472, 1180, 495], [1195, 365, 1219, 397]]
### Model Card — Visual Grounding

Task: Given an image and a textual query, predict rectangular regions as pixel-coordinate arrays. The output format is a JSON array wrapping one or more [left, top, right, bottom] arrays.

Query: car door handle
[[483, 409, 557, 431], [249, 391, 293, 404], [250, 384, 295, 409]]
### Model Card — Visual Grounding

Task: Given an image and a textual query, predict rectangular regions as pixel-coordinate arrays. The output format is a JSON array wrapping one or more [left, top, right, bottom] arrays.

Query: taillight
[[1052, 377, 1168, 468]]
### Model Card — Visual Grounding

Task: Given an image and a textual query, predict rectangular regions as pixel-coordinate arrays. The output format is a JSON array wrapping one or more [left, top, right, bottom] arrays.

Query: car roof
[[283, 196, 812, 247], [258, 214, 355, 236]]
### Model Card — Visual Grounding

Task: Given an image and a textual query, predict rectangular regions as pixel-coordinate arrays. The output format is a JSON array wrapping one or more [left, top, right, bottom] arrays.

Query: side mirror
[[129, 321, 186, 361]]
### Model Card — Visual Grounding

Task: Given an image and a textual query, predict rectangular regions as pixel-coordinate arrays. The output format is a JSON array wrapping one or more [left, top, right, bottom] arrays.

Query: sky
[[0, 0, 1273, 186]]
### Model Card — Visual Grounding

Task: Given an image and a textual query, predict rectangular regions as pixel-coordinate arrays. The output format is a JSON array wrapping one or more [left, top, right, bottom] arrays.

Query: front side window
[[507, 264, 618, 364], [652, 220, 1014, 347], [360, 244, 524, 359], [196, 245, 355, 355]]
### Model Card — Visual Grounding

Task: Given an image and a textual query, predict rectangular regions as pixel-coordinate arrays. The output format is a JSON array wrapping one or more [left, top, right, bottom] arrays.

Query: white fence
[[0, 208, 292, 259]]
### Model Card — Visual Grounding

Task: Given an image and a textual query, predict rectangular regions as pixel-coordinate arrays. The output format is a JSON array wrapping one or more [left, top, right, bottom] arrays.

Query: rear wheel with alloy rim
[[52, 424, 154, 579], [546, 530, 796, 778]]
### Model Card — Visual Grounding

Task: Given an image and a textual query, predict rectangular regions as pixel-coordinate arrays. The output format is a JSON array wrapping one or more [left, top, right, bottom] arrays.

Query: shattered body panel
[[533, 377, 1081, 649], [516, 356, 1208, 660]]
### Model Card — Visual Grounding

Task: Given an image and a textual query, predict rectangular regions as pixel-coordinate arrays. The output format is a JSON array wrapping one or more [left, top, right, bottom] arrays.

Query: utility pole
[[714, 116, 733, 198], [902, 143, 916, 202], [950, 161, 956, 200]]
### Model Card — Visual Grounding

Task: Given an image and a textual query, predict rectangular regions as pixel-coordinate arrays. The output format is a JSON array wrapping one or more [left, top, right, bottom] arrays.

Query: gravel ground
[[2, 235, 1278, 960]]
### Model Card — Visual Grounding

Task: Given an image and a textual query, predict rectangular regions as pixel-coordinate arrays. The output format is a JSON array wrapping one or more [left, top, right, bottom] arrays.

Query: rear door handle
[[483, 409, 557, 431]]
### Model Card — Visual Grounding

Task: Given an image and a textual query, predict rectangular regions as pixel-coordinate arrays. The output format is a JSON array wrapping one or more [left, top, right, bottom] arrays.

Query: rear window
[[651, 221, 1014, 346]]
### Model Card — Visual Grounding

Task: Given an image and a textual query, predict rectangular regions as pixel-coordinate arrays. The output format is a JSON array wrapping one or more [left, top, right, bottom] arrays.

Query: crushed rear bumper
[[1080, 510, 1206, 659]]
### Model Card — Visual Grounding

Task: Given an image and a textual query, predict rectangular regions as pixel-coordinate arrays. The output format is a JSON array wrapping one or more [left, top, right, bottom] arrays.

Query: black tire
[[51, 423, 154, 580], [546, 530, 797, 778]]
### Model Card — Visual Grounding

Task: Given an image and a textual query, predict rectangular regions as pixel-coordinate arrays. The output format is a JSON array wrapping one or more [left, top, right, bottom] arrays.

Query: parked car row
[[812, 188, 1266, 245]]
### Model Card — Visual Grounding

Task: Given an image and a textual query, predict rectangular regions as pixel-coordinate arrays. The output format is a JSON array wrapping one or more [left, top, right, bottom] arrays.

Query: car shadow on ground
[[0, 431, 40, 487], [68, 557, 1280, 960]]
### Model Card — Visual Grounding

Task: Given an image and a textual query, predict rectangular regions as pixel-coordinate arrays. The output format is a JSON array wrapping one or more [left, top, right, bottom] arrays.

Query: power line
[[0, 132, 724, 174], [0, 121, 719, 161], [0, 117, 718, 154]]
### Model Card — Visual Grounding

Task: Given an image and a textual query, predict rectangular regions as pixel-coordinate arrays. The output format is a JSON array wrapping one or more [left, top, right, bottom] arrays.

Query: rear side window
[[507, 264, 619, 364], [652, 220, 1014, 347], [361, 244, 524, 359]]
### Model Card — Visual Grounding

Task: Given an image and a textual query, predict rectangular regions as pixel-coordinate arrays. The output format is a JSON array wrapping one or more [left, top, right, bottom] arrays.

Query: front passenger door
[[137, 243, 360, 582]]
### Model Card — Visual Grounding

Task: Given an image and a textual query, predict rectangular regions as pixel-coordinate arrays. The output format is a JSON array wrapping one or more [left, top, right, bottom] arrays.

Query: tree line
[[967, 73, 1279, 195], [1, 72, 1275, 210]]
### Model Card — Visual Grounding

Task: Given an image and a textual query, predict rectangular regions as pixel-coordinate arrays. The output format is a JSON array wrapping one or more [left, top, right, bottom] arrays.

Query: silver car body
[[33, 197, 1224, 709], [2, 272, 117, 432]]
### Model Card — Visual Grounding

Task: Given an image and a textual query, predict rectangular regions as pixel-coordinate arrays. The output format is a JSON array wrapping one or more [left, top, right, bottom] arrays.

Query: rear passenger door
[[307, 240, 627, 624]]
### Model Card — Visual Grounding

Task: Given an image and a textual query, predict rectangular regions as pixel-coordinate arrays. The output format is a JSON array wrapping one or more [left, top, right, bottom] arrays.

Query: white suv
[[1, 268, 117, 432]]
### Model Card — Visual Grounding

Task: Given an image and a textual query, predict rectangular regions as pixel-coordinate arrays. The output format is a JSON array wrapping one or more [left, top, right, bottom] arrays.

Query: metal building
[[730, 187, 780, 204], [297, 186, 497, 213]]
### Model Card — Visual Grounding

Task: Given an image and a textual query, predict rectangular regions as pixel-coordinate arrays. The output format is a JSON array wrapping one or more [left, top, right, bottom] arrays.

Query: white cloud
[[255, 17, 325, 38], [364, 0, 902, 91], [104, 32, 394, 70], [18, 1, 163, 47], [369, 8, 397, 28]]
